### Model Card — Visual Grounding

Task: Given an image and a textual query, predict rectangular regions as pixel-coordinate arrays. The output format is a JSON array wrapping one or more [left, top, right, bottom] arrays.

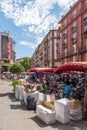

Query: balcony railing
[[72, 38, 76, 44], [72, 27, 76, 33], [57, 45, 87, 60], [84, 17, 87, 25], [79, 6, 84, 12], [63, 43, 67, 48], [60, 46, 87, 60], [84, 30, 87, 38], [79, 4, 87, 12], [78, 45, 87, 53], [59, 49, 77, 59], [63, 33, 67, 38]]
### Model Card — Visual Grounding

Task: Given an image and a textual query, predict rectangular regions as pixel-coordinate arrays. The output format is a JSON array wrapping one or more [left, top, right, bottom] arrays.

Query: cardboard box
[[70, 99, 84, 110], [46, 94, 55, 102], [37, 101, 55, 110], [70, 108, 82, 120]]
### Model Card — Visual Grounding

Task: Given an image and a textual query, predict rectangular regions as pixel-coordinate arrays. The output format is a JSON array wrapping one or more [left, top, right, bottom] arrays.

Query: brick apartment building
[[0, 31, 15, 72], [59, 0, 87, 64], [32, 29, 61, 68], [32, 0, 87, 67]]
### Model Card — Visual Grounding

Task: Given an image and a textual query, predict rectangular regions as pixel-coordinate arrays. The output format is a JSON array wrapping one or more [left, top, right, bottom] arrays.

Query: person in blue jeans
[[64, 81, 73, 99]]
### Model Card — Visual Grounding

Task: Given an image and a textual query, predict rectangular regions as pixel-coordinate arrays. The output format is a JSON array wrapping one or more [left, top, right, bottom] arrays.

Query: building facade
[[32, 29, 61, 68], [0, 31, 15, 72], [59, 0, 87, 64]]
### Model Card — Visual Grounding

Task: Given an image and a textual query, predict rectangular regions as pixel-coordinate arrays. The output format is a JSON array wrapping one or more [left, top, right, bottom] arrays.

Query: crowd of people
[[1, 70, 85, 101], [27, 71, 85, 101]]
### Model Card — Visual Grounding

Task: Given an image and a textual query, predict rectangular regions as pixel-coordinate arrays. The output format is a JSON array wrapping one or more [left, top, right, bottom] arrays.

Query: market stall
[[27, 67, 55, 73], [54, 62, 87, 119], [54, 62, 87, 73]]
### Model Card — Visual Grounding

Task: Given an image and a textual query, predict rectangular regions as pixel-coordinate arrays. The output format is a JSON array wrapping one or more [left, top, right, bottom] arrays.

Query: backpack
[[26, 96, 36, 110]]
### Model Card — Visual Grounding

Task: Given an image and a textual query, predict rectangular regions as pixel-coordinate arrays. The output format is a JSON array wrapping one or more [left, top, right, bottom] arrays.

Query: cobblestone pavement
[[0, 80, 87, 130]]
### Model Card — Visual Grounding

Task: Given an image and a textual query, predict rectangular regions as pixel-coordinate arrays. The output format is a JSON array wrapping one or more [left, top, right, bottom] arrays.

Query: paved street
[[0, 80, 87, 130]]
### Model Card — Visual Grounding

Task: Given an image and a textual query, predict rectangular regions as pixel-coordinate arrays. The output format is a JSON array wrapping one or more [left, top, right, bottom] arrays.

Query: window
[[1, 36, 8, 58], [64, 30, 67, 35], [84, 18, 87, 24], [60, 33, 61, 37], [72, 22, 76, 27], [85, 39, 87, 48], [64, 59, 67, 64], [73, 55, 77, 61], [84, 30, 87, 38], [64, 30, 67, 34], [64, 39, 67, 44], [50, 32, 52, 38], [72, 32, 76, 43], [54, 31, 57, 37], [84, 13, 87, 18], [54, 39, 57, 44], [73, 44, 76, 53], [79, 3, 83, 11], [72, 10, 76, 18], [85, 52, 87, 60], [64, 19, 67, 26], [85, 0, 87, 5], [72, 32, 76, 38], [85, 25, 87, 30], [84, 13, 87, 24], [64, 48, 67, 56], [63, 30, 67, 38], [72, 22, 76, 32]]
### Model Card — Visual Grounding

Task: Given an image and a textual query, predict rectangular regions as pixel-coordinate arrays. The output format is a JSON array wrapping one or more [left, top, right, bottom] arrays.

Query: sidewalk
[[0, 80, 87, 130]]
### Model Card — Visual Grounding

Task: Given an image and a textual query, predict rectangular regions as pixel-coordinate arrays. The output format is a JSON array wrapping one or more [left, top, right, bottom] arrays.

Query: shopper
[[64, 81, 73, 99]]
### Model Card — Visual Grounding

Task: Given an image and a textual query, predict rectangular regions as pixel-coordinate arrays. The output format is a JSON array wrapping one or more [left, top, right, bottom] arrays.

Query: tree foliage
[[19, 57, 32, 71], [9, 63, 25, 74]]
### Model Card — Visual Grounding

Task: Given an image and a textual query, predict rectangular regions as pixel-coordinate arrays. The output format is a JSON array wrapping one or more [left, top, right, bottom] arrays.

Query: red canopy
[[27, 67, 56, 73], [54, 62, 87, 74]]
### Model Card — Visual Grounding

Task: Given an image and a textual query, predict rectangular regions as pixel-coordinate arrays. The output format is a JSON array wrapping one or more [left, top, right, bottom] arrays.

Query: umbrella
[[54, 62, 87, 74], [27, 67, 56, 73]]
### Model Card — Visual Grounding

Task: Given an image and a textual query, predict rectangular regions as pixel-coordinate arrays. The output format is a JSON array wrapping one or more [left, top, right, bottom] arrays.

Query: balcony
[[63, 43, 67, 48], [84, 17, 87, 25], [72, 38, 76, 44], [59, 49, 77, 59], [60, 45, 87, 60], [63, 33, 67, 38], [79, 6, 84, 12], [72, 15, 76, 19], [59, 52, 69, 59], [71, 49, 77, 55], [84, 30, 87, 38], [72, 26, 76, 33], [78, 45, 87, 53]]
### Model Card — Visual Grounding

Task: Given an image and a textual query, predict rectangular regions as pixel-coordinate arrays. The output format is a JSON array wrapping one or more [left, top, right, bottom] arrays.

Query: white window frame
[[72, 10, 76, 18], [64, 19, 67, 26]]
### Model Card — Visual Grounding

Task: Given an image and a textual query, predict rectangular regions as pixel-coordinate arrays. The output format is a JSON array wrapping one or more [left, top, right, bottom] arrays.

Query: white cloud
[[0, 0, 78, 47], [56, 0, 77, 9], [19, 41, 38, 49]]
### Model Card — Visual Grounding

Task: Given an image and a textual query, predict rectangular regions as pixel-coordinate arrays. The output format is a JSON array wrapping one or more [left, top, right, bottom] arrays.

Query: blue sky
[[0, 0, 77, 59]]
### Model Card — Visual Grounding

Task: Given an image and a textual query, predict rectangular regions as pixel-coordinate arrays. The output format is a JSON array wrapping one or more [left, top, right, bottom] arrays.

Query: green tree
[[9, 63, 25, 74], [20, 57, 32, 71]]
